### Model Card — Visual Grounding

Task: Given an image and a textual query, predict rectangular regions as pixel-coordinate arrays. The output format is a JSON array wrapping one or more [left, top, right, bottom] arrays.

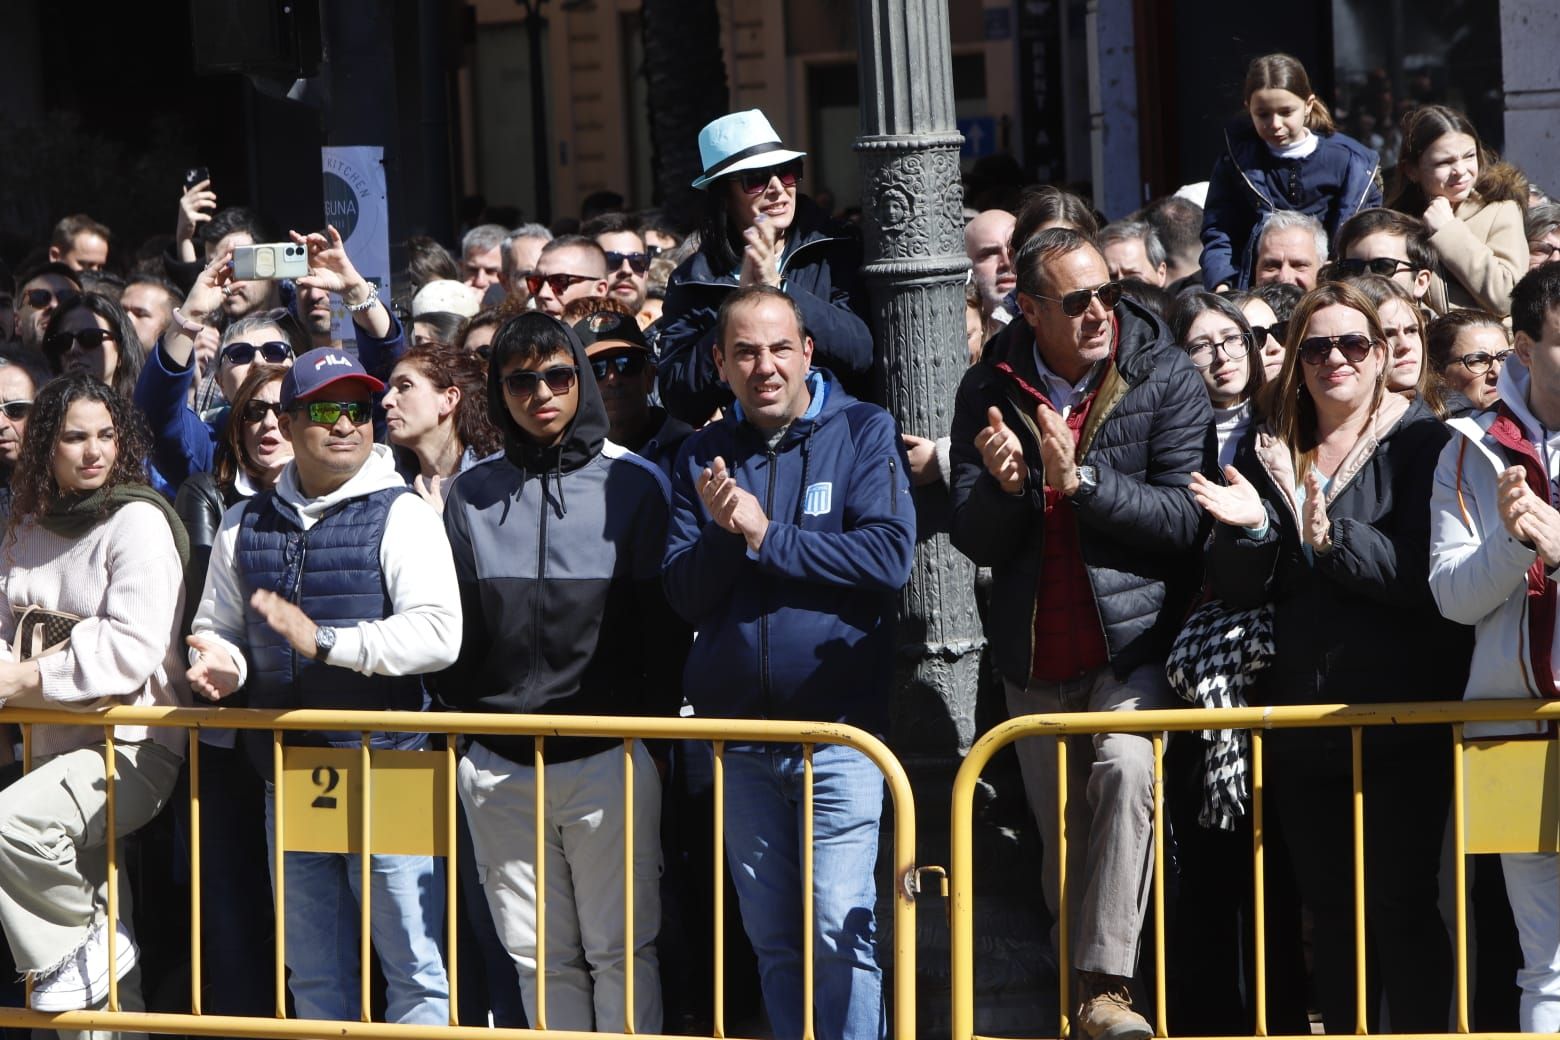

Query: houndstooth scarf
[[1165, 599, 1275, 831]]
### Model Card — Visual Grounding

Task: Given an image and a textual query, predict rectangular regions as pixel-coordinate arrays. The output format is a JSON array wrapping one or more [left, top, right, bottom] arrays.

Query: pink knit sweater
[[0, 501, 189, 759]]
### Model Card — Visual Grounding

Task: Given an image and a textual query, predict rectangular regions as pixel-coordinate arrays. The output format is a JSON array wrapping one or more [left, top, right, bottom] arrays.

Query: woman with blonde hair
[[1340, 272, 1444, 416], [1190, 281, 1471, 1032]]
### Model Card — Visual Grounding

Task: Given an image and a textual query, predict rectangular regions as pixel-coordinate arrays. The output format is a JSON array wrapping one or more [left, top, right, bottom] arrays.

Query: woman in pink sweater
[[0, 373, 190, 1014]]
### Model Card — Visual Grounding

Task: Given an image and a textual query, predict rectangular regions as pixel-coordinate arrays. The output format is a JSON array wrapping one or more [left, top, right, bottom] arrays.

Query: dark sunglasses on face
[[524, 272, 597, 297], [1297, 333, 1375, 366], [1026, 280, 1123, 317], [1248, 321, 1289, 346], [605, 251, 651, 275], [503, 365, 579, 400], [240, 399, 284, 423], [736, 158, 804, 196], [22, 288, 78, 310], [0, 400, 32, 421], [1328, 257, 1414, 279], [590, 353, 649, 381], [298, 400, 372, 426], [645, 244, 665, 260], [222, 341, 293, 366], [44, 328, 117, 354], [1451, 349, 1514, 375]]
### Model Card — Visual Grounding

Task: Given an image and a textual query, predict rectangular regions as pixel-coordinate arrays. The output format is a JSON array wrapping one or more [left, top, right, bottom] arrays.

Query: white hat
[[691, 110, 806, 190], [411, 279, 482, 319]]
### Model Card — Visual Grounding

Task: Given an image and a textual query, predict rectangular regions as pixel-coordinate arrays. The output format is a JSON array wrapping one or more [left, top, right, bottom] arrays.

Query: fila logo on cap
[[314, 353, 352, 371]]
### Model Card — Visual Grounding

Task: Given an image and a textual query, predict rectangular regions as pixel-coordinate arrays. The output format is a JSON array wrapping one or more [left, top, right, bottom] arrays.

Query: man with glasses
[[435, 312, 683, 1033], [11, 262, 82, 363], [1526, 202, 1560, 273], [187, 346, 460, 1029], [529, 236, 609, 318], [0, 363, 34, 524], [1333, 208, 1437, 308], [570, 304, 690, 473], [500, 223, 553, 309], [583, 213, 654, 328], [949, 227, 1213, 1040]]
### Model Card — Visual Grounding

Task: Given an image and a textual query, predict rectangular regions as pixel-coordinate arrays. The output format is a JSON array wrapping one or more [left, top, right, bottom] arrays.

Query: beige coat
[[1426, 196, 1526, 317]]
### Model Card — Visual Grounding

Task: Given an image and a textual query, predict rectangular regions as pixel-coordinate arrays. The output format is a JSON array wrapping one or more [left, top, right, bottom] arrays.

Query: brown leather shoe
[[1074, 971, 1152, 1040]]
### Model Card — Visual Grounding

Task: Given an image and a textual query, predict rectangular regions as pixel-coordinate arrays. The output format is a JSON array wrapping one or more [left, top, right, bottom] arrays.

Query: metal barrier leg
[[1452, 725, 1468, 1034], [1151, 733, 1166, 1037], [534, 736, 546, 1032], [360, 734, 372, 1022], [623, 737, 635, 1035], [802, 743, 815, 1040], [1252, 730, 1267, 1038], [273, 731, 286, 1019], [104, 728, 119, 1012], [447, 739, 459, 1028], [1351, 726, 1367, 1034], [713, 740, 725, 1040], [189, 736, 203, 1016], [1057, 735, 1070, 1036]]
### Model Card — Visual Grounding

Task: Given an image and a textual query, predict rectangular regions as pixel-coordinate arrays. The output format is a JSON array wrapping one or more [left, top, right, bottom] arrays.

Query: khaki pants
[[1005, 663, 1171, 978]]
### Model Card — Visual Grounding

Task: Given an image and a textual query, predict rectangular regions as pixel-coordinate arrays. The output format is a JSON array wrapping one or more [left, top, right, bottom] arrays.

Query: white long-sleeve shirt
[[191, 444, 461, 691]]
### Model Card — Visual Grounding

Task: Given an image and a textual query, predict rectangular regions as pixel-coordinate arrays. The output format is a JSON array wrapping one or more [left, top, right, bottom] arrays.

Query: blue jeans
[[722, 744, 886, 1040], [263, 788, 449, 1025]]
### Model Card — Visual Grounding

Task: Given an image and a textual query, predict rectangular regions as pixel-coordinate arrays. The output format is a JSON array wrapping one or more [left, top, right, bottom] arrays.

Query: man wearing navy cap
[[187, 346, 463, 1027]]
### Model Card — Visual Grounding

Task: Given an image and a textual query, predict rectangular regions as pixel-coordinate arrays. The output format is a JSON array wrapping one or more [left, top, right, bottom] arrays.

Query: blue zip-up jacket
[[135, 311, 407, 490], [1200, 120, 1382, 290], [663, 368, 915, 732], [655, 196, 874, 425]]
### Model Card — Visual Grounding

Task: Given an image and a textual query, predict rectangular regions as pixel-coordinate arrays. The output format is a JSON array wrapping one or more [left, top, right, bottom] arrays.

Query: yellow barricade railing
[[949, 698, 1560, 1040], [0, 705, 919, 1040]]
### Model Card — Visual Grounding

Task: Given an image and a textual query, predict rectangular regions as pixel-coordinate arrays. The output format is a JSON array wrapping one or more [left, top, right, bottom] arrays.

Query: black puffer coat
[[949, 299, 1215, 687]]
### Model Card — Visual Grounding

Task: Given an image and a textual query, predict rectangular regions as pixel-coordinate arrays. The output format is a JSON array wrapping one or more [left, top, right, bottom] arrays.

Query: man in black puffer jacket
[[949, 228, 1214, 1039]]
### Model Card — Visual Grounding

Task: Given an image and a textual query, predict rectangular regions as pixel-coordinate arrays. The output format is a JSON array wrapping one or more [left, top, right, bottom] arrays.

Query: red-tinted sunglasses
[[736, 159, 804, 196]]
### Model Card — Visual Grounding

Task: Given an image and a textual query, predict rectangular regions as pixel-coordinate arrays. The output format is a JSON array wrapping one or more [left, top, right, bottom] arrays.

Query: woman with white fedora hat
[[657, 109, 874, 426]]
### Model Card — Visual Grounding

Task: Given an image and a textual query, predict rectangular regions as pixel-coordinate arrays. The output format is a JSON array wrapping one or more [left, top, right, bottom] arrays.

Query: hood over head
[[486, 311, 609, 476]]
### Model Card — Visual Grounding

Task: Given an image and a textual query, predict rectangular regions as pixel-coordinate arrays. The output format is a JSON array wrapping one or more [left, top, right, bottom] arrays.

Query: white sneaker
[[31, 919, 138, 1012]]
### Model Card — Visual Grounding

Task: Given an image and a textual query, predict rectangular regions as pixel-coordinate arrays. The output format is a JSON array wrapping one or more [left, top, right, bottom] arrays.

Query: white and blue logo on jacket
[[803, 481, 833, 516]]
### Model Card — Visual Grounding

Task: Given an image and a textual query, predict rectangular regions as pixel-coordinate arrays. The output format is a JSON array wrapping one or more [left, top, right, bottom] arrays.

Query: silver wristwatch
[[1076, 464, 1099, 494], [314, 626, 338, 662]]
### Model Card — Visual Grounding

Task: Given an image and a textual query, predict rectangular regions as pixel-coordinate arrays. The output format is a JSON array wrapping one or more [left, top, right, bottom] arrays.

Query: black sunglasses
[[22, 288, 79, 310], [525, 272, 596, 297], [1297, 333, 1375, 366], [297, 400, 372, 426], [221, 341, 294, 366], [1328, 257, 1414, 279], [605, 251, 650, 275], [1025, 280, 1123, 317], [1451, 349, 1514, 375], [1248, 321, 1289, 346], [0, 400, 32, 421], [44, 328, 117, 354], [590, 353, 649, 381], [503, 365, 578, 400], [736, 158, 804, 196], [240, 399, 285, 423]]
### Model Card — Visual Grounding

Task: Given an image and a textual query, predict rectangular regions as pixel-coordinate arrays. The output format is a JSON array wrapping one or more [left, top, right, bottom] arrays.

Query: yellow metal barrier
[[949, 698, 1560, 1040], [0, 705, 919, 1040]]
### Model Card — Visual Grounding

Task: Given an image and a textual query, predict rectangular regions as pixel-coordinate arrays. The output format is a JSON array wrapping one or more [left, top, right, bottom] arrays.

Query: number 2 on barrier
[[280, 746, 451, 857]]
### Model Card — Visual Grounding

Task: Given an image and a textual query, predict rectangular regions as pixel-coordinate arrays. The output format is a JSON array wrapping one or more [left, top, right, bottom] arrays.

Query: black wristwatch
[[314, 626, 337, 662]]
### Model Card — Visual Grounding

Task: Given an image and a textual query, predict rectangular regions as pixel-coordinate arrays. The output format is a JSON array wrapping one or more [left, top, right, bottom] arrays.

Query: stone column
[[854, 0, 982, 757], [1501, 0, 1560, 191], [856, 3, 1052, 1035]]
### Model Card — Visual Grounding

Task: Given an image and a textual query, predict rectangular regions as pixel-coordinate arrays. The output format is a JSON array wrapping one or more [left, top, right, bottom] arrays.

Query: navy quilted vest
[[236, 485, 425, 750]]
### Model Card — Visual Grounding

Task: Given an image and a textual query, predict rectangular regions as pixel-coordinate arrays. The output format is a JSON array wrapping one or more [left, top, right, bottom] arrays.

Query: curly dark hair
[[8, 373, 152, 536], [392, 344, 502, 459]]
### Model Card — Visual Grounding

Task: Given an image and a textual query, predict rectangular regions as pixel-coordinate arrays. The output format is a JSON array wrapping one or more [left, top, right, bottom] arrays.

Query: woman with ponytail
[[1388, 104, 1528, 316], [1201, 53, 1383, 292]]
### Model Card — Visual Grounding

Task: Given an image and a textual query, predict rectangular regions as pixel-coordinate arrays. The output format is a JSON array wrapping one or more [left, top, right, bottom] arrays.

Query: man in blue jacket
[[663, 284, 915, 1040]]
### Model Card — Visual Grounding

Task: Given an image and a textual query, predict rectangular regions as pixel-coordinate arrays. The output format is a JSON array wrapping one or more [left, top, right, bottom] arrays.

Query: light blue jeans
[[723, 743, 886, 1040], [1503, 852, 1560, 1031], [263, 788, 449, 1025]]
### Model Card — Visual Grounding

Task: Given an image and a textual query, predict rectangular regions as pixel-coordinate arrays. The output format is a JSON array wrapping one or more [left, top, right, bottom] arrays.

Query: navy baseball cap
[[281, 347, 385, 409]]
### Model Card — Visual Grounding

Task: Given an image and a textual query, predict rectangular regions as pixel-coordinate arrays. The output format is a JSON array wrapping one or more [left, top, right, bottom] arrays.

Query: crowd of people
[[1, 47, 1560, 1040]]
